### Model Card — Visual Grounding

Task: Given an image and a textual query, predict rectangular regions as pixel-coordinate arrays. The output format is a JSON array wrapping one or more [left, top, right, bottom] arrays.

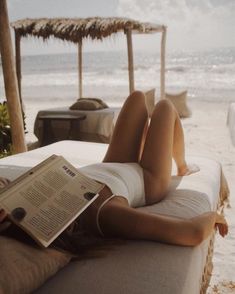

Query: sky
[[6, 0, 235, 55]]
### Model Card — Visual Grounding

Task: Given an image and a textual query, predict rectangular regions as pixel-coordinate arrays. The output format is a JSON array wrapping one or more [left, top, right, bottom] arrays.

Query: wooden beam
[[160, 27, 166, 99], [78, 40, 83, 99], [15, 31, 22, 102], [126, 28, 135, 94], [0, 0, 27, 153]]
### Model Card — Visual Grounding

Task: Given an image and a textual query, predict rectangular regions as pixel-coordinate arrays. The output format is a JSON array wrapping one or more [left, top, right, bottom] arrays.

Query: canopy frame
[[0, 0, 27, 153], [12, 17, 167, 100]]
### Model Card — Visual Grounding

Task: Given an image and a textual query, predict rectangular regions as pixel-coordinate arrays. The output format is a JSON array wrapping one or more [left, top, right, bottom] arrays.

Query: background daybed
[[34, 106, 120, 145], [0, 140, 229, 294], [227, 103, 235, 146]]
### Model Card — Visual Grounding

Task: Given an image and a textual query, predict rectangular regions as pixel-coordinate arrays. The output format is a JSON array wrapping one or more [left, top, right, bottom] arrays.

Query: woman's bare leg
[[83, 91, 148, 234], [140, 99, 198, 205], [103, 91, 148, 163], [83, 93, 204, 245]]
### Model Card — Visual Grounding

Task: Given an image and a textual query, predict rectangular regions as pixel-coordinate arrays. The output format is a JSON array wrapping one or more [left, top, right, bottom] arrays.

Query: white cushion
[[0, 141, 224, 294], [166, 90, 192, 118], [0, 236, 70, 294], [227, 103, 235, 146]]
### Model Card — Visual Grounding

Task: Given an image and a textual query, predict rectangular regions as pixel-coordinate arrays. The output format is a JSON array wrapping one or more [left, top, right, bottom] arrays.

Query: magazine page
[[0, 155, 104, 247]]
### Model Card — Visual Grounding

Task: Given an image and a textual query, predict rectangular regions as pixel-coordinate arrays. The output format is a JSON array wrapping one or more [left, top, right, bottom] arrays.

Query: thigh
[[140, 100, 176, 203], [80, 185, 129, 235], [103, 91, 148, 163]]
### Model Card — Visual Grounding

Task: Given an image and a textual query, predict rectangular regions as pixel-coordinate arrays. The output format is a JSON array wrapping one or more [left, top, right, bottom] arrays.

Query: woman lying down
[[0, 91, 228, 249]]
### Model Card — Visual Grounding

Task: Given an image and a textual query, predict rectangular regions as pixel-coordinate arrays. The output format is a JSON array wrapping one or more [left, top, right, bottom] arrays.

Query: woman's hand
[[215, 213, 228, 237], [0, 208, 8, 223], [0, 208, 11, 234], [0, 177, 11, 189], [0, 177, 11, 233]]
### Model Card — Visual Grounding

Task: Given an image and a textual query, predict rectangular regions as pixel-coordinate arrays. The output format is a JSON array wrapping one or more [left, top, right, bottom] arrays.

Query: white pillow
[[166, 91, 191, 118], [144, 88, 156, 117], [70, 98, 108, 110], [0, 236, 70, 294]]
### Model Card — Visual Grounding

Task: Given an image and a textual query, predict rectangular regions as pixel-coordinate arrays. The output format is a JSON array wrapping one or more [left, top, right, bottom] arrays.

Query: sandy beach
[[181, 99, 235, 293]]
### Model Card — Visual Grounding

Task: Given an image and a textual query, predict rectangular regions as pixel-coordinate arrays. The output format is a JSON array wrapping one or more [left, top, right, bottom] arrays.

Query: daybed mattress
[[0, 141, 227, 294], [227, 102, 235, 146]]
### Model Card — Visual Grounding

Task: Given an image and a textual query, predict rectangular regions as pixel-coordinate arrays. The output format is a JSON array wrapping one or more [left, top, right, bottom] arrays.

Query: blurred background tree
[[0, 101, 12, 157]]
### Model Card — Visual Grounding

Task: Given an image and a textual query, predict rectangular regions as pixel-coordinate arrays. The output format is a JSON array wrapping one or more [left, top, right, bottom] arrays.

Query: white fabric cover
[[0, 237, 70, 294], [227, 103, 235, 146], [34, 107, 120, 144], [0, 141, 222, 294]]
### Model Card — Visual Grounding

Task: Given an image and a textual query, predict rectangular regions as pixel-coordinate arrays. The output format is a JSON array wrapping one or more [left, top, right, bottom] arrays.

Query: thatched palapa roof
[[11, 17, 165, 43], [11, 16, 167, 100]]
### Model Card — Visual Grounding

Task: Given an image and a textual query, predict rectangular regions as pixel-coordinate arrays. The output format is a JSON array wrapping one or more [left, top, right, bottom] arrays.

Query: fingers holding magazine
[[0, 177, 11, 189], [0, 208, 7, 222], [0, 155, 104, 247]]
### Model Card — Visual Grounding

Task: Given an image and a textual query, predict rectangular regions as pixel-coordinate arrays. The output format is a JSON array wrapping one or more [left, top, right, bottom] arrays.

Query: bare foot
[[215, 212, 228, 237], [177, 164, 200, 176]]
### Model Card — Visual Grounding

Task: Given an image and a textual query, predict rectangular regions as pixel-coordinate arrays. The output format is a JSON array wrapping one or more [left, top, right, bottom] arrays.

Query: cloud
[[4, 0, 235, 53], [7, 0, 119, 20], [117, 0, 235, 50]]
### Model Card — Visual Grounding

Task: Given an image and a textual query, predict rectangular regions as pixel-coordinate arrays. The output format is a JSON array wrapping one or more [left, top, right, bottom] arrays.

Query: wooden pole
[[78, 40, 83, 99], [0, 0, 27, 153], [15, 31, 22, 102], [126, 28, 135, 94], [160, 27, 167, 99]]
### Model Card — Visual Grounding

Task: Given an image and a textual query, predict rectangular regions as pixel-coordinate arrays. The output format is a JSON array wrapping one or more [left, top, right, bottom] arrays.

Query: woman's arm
[[136, 211, 228, 246], [97, 198, 228, 246]]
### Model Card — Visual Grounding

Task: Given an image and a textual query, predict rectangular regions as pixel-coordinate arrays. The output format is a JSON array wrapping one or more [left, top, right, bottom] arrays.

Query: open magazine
[[0, 155, 104, 248]]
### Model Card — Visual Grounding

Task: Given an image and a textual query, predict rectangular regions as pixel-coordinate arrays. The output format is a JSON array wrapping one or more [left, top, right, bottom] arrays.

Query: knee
[[124, 91, 148, 117], [155, 99, 176, 114], [156, 99, 174, 111], [128, 90, 146, 105]]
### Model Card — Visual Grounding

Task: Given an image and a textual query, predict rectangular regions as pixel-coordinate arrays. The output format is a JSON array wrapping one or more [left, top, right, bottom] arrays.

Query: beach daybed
[[0, 140, 229, 294], [34, 106, 120, 145], [227, 103, 235, 146]]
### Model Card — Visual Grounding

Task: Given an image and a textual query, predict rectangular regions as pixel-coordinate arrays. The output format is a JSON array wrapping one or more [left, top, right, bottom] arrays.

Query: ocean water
[[0, 47, 235, 141], [1, 47, 235, 105]]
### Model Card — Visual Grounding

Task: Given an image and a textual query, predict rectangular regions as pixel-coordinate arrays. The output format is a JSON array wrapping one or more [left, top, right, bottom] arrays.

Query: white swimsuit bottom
[[80, 162, 146, 236]]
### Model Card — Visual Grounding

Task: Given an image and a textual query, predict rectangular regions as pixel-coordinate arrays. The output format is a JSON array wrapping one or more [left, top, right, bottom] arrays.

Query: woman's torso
[[79, 162, 146, 208]]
